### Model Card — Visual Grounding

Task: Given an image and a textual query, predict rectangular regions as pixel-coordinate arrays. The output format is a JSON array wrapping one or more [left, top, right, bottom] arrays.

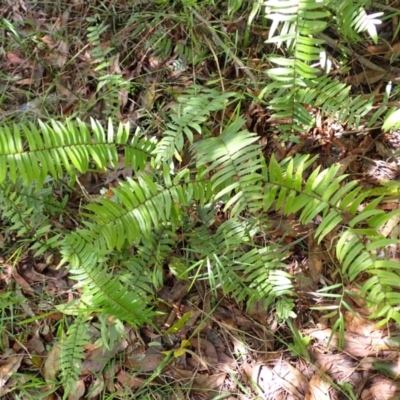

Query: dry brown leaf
[[6, 52, 26, 64], [43, 342, 62, 382], [305, 374, 331, 400], [57, 40, 69, 68], [0, 354, 23, 391], [385, 41, 400, 59], [345, 70, 385, 85], [361, 376, 400, 399], [170, 367, 226, 393], [87, 376, 104, 398], [124, 349, 166, 372], [116, 370, 146, 389], [67, 379, 85, 400]]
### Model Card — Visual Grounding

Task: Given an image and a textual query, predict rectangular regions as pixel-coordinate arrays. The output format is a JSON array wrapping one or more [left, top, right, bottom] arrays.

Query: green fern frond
[[59, 314, 90, 398], [193, 116, 263, 215], [154, 86, 239, 162], [61, 232, 154, 326], [0, 118, 154, 186], [263, 0, 375, 131]]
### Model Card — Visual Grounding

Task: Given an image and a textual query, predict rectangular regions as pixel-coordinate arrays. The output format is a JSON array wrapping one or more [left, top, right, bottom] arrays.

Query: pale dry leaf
[[87, 375, 104, 398], [57, 40, 69, 68], [43, 342, 62, 382], [305, 374, 331, 400], [67, 379, 85, 400], [0, 354, 23, 389], [361, 376, 400, 400]]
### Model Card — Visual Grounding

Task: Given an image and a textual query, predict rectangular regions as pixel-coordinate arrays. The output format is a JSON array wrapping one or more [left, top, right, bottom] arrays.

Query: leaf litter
[[2, 0, 400, 399]]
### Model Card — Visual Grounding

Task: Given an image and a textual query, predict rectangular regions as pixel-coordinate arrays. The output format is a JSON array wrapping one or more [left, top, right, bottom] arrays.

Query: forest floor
[[1, 0, 400, 399]]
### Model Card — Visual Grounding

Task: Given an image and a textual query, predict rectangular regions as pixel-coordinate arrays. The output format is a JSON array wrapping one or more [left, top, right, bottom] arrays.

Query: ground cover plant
[[1, 0, 400, 399]]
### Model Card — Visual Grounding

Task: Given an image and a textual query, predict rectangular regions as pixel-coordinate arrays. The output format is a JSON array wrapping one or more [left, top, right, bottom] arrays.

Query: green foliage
[[2, 0, 400, 390], [59, 314, 90, 398], [1, 88, 400, 335], [262, 0, 385, 132]]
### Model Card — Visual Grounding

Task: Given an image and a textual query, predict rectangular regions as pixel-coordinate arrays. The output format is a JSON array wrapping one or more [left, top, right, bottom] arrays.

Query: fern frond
[[154, 86, 239, 163], [0, 118, 154, 186], [59, 314, 90, 398], [264, 0, 374, 131], [61, 232, 154, 326], [193, 116, 263, 216], [83, 167, 212, 250]]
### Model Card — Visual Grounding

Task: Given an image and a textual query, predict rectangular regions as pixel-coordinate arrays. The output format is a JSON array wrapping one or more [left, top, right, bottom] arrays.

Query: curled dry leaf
[[0, 354, 23, 394], [305, 373, 331, 400], [43, 342, 62, 382], [361, 376, 400, 400], [67, 379, 85, 400], [87, 375, 105, 399]]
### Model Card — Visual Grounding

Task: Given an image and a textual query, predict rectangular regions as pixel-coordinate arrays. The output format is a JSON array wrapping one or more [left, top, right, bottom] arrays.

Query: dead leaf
[[87, 376, 104, 398], [57, 40, 69, 68], [11, 266, 35, 295], [385, 41, 400, 59], [305, 373, 331, 400], [116, 370, 146, 389], [345, 70, 385, 85], [170, 367, 226, 393], [6, 52, 26, 64], [124, 349, 166, 372], [43, 342, 62, 382], [0, 354, 23, 391], [68, 379, 85, 400]]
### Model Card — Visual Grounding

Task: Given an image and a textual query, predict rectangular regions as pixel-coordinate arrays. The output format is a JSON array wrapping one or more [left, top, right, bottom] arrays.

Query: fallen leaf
[[305, 373, 331, 400], [124, 350, 166, 372], [43, 342, 62, 382], [68, 379, 85, 400], [345, 70, 385, 85], [6, 52, 26, 64], [87, 376, 104, 398], [116, 370, 146, 389], [0, 354, 23, 390], [57, 40, 69, 68]]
